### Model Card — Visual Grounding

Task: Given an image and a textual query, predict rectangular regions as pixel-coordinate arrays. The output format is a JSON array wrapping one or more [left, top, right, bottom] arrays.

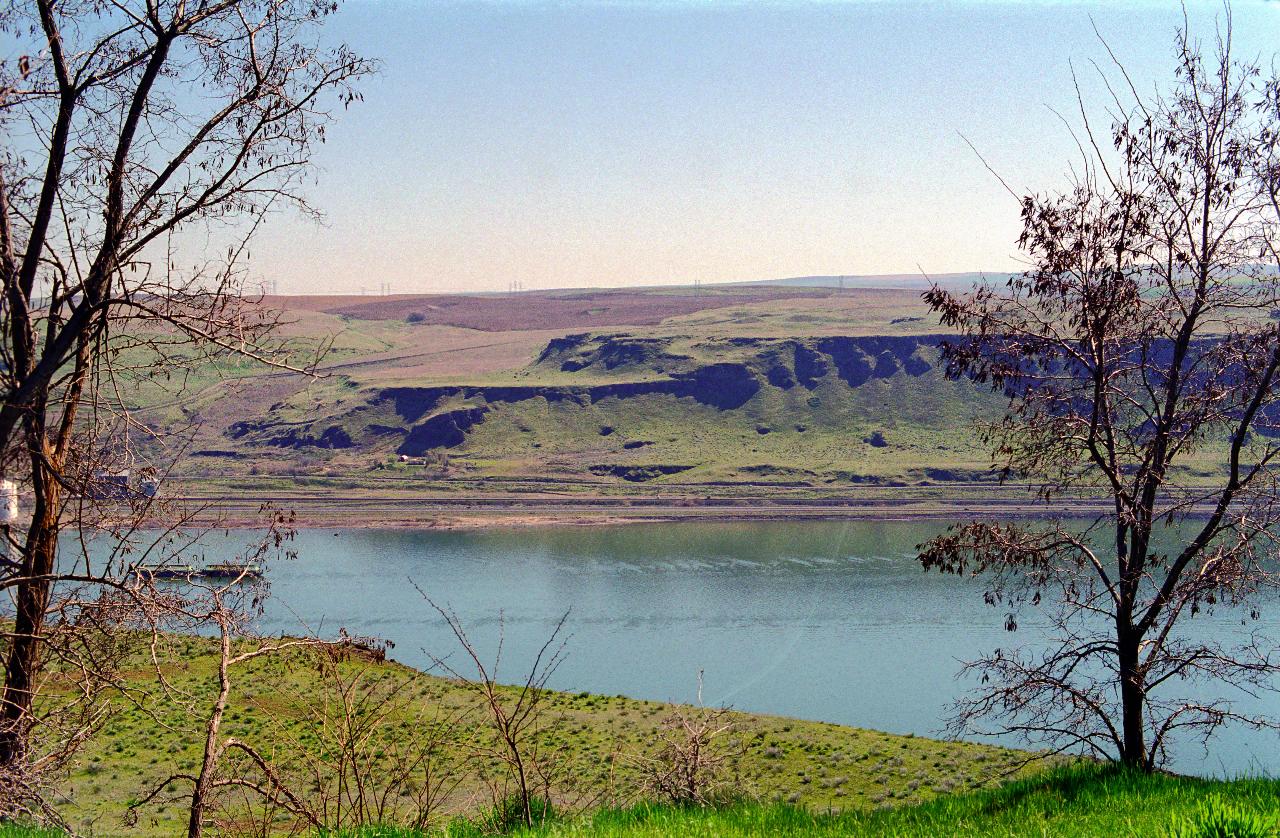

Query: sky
[[246, 0, 1280, 295]]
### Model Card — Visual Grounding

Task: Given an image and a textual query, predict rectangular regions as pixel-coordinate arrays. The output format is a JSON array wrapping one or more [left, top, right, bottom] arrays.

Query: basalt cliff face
[[229, 334, 944, 452], [221, 333, 997, 484]]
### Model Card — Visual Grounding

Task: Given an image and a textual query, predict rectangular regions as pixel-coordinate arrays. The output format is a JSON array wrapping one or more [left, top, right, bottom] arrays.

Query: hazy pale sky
[[251, 0, 1280, 295]]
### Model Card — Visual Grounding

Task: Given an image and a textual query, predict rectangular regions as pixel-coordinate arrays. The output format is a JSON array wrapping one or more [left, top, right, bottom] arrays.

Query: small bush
[[1168, 795, 1280, 838], [478, 794, 556, 832], [641, 703, 737, 806]]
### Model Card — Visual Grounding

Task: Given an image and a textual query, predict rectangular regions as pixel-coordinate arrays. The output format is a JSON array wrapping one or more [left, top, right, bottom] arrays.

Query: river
[[76, 520, 1280, 776]]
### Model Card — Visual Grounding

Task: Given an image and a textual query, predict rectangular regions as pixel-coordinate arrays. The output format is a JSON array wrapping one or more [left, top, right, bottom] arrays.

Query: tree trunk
[[188, 621, 232, 838], [0, 447, 61, 767], [1118, 629, 1146, 769]]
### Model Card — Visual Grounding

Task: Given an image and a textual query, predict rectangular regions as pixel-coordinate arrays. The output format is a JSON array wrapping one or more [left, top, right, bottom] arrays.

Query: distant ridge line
[[264, 271, 1011, 298], [745, 272, 1016, 290]]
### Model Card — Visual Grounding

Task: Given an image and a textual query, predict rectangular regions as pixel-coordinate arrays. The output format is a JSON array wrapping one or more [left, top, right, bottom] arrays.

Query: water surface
[[83, 521, 1280, 775]]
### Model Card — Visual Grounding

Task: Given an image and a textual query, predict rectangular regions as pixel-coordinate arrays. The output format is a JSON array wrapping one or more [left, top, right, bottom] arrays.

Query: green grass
[[456, 364, 1003, 485], [21, 762, 1280, 837], [149, 317, 1238, 498], [53, 638, 1036, 837], [125, 289, 1021, 494], [0, 826, 67, 838], [330, 763, 1280, 838], [186, 334, 1012, 490], [55, 632, 1279, 838]]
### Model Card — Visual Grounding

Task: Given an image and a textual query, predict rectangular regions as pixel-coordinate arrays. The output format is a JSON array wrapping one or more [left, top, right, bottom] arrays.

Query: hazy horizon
[[241, 0, 1280, 296], [261, 269, 995, 297]]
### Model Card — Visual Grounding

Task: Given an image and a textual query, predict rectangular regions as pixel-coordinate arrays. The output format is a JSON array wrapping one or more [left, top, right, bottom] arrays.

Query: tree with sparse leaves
[[921, 19, 1280, 770]]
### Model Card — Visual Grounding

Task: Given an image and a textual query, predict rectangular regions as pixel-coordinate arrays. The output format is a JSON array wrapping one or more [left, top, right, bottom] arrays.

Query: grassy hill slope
[[124, 284, 1243, 506], [421, 765, 1280, 837], [76, 282, 1248, 532], [135, 287, 1014, 493], [53, 638, 1032, 837], [47, 638, 1280, 837], [217, 333, 1005, 488]]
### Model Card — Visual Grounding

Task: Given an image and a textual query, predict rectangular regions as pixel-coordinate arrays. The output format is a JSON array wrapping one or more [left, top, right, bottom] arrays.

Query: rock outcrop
[[227, 334, 950, 458]]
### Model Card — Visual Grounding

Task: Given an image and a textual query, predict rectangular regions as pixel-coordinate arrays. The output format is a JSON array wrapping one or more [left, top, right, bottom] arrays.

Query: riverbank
[[165, 481, 1117, 530]]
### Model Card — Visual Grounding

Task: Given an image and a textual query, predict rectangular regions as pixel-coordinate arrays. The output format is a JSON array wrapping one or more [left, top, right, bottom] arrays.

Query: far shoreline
[[170, 492, 1146, 531]]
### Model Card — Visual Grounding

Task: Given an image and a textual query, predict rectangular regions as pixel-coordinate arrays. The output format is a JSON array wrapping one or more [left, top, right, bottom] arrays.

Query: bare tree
[[920, 18, 1280, 770], [123, 544, 470, 837], [0, 488, 279, 821], [122, 513, 328, 838], [421, 593, 569, 830], [177, 599, 319, 838], [0, 0, 372, 793]]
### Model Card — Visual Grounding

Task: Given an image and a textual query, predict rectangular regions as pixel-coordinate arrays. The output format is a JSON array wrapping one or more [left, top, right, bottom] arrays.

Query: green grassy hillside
[[50, 637, 1033, 837], [123, 285, 1245, 505], [126, 287, 1029, 494], [45, 633, 1280, 838], [22, 765, 1280, 838], [168, 332, 1009, 491]]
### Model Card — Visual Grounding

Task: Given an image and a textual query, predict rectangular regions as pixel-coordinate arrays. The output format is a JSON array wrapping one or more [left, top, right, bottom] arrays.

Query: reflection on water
[[72, 520, 1280, 776]]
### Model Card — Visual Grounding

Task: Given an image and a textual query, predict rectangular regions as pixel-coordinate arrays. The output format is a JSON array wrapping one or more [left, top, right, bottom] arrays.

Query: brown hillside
[[265, 288, 829, 331]]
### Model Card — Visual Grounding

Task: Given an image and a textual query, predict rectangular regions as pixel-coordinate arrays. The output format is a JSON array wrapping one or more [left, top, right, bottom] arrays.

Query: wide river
[[84, 520, 1280, 776]]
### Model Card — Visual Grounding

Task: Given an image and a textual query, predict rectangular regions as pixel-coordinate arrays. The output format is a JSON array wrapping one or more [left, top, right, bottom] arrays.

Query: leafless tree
[[920, 17, 1280, 769], [122, 512, 327, 838], [0, 0, 372, 800], [420, 592, 569, 830], [177, 602, 318, 838], [128, 581, 468, 838]]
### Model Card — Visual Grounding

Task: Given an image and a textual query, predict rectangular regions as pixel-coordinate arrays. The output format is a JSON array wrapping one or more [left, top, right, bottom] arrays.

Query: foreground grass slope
[[398, 764, 1280, 837], [23, 763, 1280, 837], [27, 633, 1280, 837], [55, 638, 1032, 837]]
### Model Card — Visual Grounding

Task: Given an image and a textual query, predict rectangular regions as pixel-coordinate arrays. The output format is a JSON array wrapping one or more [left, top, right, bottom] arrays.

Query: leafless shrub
[[637, 673, 738, 807], [269, 642, 468, 835], [419, 589, 569, 830], [0, 492, 234, 821], [127, 513, 329, 838]]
